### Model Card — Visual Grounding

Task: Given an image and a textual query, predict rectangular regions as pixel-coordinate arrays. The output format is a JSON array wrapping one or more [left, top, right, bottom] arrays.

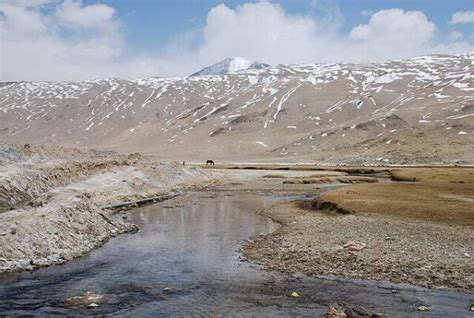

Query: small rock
[[343, 241, 366, 251], [87, 303, 99, 309], [344, 306, 383, 318], [290, 291, 300, 298], [325, 306, 347, 318], [417, 305, 429, 312], [65, 291, 105, 306], [163, 287, 178, 294], [470, 304, 474, 311], [126, 225, 139, 233]]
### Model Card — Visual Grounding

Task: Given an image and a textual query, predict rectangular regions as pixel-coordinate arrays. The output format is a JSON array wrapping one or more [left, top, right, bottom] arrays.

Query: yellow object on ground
[[291, 291, 300, 298]]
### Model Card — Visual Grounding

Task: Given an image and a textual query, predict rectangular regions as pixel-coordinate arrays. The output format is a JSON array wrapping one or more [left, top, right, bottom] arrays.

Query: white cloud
[[55, 0, 117, 31], [53, 0, 122, 61], [350, 9, 435, 44], [196, 2, 321, 65], [0, 0, 124, 80], [451, 11, 474, 24], [348, 9, 437, 60], [361, 9, 373, 17], [0, 1, 473, 81]]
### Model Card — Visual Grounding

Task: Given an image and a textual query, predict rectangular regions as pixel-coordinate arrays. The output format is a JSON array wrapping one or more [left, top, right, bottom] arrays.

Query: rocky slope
[[1, 54, 473, 164]]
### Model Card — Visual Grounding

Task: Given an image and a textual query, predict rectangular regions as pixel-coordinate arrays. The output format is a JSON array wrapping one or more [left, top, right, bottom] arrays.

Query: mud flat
[[241, 167, 474, 292], [0, 142, 215, 273]]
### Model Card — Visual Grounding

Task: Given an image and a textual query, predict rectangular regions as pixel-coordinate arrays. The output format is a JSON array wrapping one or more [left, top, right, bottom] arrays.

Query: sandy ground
[[206, 168, 474, 293], [0, 143, 216, 273]]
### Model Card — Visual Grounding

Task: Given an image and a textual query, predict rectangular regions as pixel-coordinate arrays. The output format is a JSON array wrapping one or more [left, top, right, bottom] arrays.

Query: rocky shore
[[0, 142, 215, 273]]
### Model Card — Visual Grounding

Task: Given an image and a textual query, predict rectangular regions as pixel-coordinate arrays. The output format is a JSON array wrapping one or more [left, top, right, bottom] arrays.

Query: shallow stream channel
[[0, 190, 472, 317]]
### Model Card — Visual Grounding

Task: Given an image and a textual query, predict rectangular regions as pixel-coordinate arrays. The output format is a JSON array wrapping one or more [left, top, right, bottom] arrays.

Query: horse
[[206, 160, 215, 165]]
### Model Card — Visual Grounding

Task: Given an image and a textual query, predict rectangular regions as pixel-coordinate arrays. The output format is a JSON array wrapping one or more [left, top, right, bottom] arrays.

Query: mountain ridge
[[0, 53, 472, 164]]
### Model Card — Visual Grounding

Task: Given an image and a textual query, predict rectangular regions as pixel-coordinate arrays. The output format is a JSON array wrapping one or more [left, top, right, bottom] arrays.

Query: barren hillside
[[1, 54, 472, 164]]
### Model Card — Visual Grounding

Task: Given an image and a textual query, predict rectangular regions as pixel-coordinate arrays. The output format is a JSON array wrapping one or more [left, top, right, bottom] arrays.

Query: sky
[[0, 0, 473, 81]]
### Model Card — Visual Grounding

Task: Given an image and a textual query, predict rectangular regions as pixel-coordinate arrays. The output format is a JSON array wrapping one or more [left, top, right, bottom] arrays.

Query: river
[[0, 191, 471, 317]]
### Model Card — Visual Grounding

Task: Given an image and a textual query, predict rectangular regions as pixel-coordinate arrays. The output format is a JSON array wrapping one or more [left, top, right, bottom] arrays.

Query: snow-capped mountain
[[190, 57, 269, 76], [1, 54, 473, 164]]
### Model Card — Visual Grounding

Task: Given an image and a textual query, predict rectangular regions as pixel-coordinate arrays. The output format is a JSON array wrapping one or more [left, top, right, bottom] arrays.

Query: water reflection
[[0, 191, 471, 317], [0, 191, 283, 315]]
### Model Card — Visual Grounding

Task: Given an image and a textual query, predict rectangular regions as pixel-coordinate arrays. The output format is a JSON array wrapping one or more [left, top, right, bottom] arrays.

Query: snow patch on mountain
[[190, 57, 269, 76]]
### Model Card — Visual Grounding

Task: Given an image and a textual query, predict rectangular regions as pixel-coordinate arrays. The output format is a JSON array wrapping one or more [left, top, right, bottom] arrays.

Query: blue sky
[[95, 0, 474, 56], [1, 0, 473, 80]]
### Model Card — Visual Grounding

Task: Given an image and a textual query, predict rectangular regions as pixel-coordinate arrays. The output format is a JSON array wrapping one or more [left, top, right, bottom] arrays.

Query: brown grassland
[[316, 167, 474, 226], [203, 164, 474, 226]]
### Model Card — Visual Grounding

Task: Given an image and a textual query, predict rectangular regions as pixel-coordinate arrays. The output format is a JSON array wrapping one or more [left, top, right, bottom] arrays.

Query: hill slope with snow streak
[[1, 54, 473, 164]]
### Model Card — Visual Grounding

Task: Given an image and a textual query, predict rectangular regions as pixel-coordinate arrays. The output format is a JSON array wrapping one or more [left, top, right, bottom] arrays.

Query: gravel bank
[[243, 200, 474, 292]]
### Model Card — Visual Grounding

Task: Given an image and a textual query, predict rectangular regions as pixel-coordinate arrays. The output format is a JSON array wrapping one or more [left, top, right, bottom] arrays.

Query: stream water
[[0, 191, 471, 317]]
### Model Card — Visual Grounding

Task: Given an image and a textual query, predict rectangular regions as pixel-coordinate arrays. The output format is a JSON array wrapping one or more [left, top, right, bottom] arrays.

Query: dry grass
[[390, 167, 474, 183], [316, 168, 474, 226]]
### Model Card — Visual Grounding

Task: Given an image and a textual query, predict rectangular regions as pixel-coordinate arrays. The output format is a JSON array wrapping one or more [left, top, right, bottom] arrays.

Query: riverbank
[[1, 160, 473, 315], [0, 142, 215, 273], [3, 190, 472, 317], [241, 167, 474, 292], [2, 153, 473, 293]]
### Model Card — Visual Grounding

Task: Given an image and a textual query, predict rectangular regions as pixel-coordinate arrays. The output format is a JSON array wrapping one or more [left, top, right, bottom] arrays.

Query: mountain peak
[[190, 57, 269, 76]]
